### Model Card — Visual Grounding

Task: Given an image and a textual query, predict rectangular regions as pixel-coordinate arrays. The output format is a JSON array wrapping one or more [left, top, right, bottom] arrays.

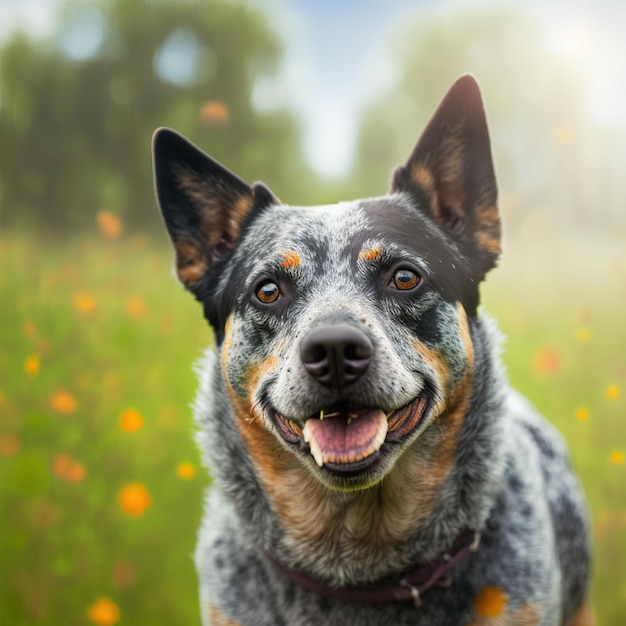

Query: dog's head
[[153, 75, 499, 492]]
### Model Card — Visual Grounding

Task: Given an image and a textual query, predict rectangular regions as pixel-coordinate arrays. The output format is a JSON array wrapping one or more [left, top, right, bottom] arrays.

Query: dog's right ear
[[152, 128, 278, 291], [390, 75, 500, 276]]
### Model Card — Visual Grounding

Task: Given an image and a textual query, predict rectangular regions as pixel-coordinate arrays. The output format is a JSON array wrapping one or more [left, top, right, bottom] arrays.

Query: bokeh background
[[1, 0, 625, 624]]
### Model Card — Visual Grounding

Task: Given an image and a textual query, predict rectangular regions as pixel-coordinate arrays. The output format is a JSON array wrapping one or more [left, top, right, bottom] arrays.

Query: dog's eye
[[390, 268, 421, 291], [256, 281, 281, 304]]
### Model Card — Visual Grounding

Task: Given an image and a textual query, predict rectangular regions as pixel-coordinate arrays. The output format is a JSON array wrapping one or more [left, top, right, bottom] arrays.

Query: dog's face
[[153, 75, 500, 492]]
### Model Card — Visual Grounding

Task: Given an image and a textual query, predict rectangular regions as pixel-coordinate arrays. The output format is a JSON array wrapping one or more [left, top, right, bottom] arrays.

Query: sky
[[267, 0, 626, 177], [1, 0, 625, 178]]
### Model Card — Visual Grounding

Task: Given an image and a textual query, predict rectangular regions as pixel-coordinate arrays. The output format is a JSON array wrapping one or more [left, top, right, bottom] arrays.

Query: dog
[[152, 75, 593, 625]]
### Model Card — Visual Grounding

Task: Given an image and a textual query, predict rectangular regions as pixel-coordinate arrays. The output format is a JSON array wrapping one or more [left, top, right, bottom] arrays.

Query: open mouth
[[274, 393, 429, 474]]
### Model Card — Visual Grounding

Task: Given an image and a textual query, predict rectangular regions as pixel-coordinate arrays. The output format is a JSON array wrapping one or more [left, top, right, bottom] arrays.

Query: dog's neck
[[268, 527, 480, 606]]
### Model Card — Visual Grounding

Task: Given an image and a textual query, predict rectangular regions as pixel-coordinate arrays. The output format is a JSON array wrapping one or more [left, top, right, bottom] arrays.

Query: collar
[[269, 529, 480, 608]]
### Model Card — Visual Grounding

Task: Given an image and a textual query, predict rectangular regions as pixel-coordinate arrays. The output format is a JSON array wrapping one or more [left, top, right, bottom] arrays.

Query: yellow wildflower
[[24, 354, 40, 377], [118, 408, 144, 432], [177, 462, 196, 480], [606, 385, 620, 400], [73, 291, 97, 315]]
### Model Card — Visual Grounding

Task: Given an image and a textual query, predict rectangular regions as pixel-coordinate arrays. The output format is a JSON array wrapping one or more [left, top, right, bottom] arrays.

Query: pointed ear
[[391, 75, 501, 269], [152, 128, 279, 290]]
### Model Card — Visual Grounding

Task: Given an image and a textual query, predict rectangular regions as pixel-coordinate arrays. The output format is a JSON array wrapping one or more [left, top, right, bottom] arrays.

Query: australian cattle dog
[[152, 75, 593, 625]]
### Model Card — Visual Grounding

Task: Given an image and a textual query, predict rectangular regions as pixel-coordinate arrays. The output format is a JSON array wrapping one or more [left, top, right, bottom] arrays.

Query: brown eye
[[256, 281, 281, 304], [391, 268, 420, 290]]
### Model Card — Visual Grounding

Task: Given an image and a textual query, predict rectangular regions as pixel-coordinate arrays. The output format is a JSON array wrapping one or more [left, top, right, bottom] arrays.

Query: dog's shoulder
[[486, 389, 592, 621]]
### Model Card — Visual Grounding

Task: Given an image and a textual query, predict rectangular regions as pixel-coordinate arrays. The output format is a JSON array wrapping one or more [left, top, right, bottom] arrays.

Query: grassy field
[[1, 225, 625, 625]]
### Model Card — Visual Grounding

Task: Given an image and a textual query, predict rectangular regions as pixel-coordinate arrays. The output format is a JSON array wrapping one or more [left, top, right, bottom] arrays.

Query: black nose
[[300, 324, 373, 389]]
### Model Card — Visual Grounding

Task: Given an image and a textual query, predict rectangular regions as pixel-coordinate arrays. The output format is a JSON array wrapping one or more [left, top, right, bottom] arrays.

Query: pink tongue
[[302, 409, 388, 466]]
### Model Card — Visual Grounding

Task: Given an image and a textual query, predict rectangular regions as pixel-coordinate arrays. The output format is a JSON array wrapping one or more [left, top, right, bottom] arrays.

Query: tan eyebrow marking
[[359, 247, 383, 261], [280, 250, 301, 269]]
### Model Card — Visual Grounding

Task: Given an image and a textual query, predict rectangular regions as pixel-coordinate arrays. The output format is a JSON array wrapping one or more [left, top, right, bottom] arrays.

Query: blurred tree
[[348, 7, 597, 231], [0, 0, 315, 232]]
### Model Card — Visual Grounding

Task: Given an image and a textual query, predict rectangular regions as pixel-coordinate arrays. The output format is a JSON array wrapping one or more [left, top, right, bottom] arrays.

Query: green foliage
[[1, 229, 625, 624], [0, 0, 315, 232], [0, 232, 210, 624]]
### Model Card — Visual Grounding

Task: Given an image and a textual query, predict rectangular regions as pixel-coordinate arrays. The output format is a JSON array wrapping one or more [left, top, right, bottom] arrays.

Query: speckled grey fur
[[153, 76, 592, 625]]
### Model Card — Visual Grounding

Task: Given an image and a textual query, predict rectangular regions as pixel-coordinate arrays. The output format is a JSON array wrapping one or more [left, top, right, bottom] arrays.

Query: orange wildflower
[[0, 434, 20, 458], [532, 348, 561, 374], [606, 385, 620, 400], [87, 597, 120, 626], [50, 390, 77, 413], [23, 321, 37, 337], [177, 462, 196, 480], [200, 101, 229, 126], [53, 454, 87, 482], [473, 586, 508, 617], [97, 211, 122, 239], [0, 390, 4, 405], [126, 296, 147, 319], [73, 291, 97, 315], [119, 408, 144, 432], [24, 354, 40, 377], [118, 482, 152, 516]]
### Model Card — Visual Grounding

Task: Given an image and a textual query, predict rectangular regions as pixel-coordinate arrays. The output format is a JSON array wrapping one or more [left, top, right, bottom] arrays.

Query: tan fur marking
[[565, 600, 596, 626], [207, 602, 240, 626], [410, 163, 436, 196], [409, 335, 451, 399], [281, 250, 301, 269], [175, 240, 207, 285], [409, 162, 439, 216], [228, 194, 255, 241], [359, 247, 383, 261], [473, 586, 508, 617], [465, 602, 540, 626], [177, 263, 205, 285], [176, 167, 254, 250], [474, 202, 502, 255]]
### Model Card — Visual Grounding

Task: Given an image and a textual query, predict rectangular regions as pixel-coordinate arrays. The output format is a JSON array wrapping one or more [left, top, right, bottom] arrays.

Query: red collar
[[269, 529, 480, 607]]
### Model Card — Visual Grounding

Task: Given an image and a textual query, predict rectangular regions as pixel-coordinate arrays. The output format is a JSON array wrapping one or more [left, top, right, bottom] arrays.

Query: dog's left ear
[[391, 75, 500, 271]]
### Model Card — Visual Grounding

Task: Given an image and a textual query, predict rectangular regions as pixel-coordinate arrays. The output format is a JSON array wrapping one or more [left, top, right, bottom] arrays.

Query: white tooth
[[347, 417, 353, 425], [373, 418, 388, 451], [309, 438, 325, 467], [303, 420, 324, 467]]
